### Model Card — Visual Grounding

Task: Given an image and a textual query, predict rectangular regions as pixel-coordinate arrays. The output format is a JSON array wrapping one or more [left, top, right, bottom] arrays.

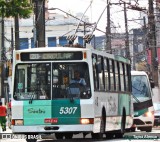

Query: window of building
[[59, 37, 67, 46], [78, 36, 83, 46], [48, 37, 56, 47], [20, 38, 28, 50]]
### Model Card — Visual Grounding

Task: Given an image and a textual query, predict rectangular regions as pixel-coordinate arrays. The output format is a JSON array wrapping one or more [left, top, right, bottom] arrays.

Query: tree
[[0, 0, 33, 50], [0, 0, 32, 99]]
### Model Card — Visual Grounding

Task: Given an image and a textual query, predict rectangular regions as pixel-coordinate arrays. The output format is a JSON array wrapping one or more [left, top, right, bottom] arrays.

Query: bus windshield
[[13, 62, 91, 100], [132, 75, 151, 102]]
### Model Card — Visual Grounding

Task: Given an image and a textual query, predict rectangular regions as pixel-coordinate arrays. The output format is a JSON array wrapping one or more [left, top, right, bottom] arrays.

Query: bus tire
[[26, 139, 37, 142], [145, 126, 152, 132], [130, 127, 136, 132], [121, 108, 126, 134], [116, 108, 126, 138], [55, 133, 63, 139], [64, 133, 73, 139], [92, 115, 105, 139], [106, 132, 114, 139]]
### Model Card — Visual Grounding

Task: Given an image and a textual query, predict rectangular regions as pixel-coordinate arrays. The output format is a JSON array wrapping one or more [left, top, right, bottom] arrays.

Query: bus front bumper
[[133, 118, 154, 128]]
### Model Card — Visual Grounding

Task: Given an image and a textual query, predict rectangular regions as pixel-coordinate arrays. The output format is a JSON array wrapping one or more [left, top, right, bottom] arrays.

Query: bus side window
[[92, 54, 98, 90], [124, 64, 128, 91], [126, 64, 131, 92], [104, 58, 109, 91], [115, 61, 120, 91], [120, 63, 124, 92], [98, 56, 105, 90], [109, 59, 114, 91]]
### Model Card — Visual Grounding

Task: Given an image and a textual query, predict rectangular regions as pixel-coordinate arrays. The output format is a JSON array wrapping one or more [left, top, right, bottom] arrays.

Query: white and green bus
[[11, 45, 133, 142], [131, 71, 155, 132]]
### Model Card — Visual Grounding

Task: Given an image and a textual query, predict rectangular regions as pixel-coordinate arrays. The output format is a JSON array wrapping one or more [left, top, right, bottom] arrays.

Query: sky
[[48, 0, 149, 36]]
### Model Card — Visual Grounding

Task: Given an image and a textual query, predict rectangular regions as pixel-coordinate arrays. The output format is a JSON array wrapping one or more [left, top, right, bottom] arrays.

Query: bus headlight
[[143, 111, 154, 117]]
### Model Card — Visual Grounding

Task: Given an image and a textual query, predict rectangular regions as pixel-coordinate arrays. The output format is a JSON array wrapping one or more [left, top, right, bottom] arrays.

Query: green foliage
[[0, 0, 33, 18]]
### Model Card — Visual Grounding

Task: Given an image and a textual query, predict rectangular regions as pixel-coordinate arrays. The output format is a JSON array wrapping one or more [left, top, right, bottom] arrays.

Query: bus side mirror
[[149, 79, 155, 88], [95, 62, 102, 73]]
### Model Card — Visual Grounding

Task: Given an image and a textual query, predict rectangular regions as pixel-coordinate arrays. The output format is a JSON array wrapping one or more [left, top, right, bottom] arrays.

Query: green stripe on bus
[[118, 94, 131, 115], [134, 108, 148, 117], [51, 99, 81, 125], [23, 100, 81, 125]]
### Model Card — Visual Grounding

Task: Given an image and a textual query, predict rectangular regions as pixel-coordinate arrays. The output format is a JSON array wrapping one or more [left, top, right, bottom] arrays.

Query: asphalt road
[[1, 127, 160, 142]]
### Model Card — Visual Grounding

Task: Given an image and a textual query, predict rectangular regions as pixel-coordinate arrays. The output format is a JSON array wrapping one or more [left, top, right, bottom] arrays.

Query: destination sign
[[21, 52, 83, 61]]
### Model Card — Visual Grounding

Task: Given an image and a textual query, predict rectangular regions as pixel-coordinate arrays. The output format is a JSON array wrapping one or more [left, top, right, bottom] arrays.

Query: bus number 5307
[[59, 107, 77, 115]]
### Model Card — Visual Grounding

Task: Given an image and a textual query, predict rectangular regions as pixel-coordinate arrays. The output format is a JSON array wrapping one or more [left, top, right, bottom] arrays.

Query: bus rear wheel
[[64, 133, 73, 139], [26, 139, 37, 142], [55, 133, 63, 139], [116, 109, 126, 138]]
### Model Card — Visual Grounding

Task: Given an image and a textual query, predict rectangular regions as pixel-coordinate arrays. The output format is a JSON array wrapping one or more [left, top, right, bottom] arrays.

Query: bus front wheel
[[139, 126, 152, 132], [91, 116, 105, 139], [145, 126, 152, 132]]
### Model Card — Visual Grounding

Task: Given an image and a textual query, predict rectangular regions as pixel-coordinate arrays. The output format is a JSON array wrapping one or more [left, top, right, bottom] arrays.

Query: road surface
[[1, 127, 160, 142]]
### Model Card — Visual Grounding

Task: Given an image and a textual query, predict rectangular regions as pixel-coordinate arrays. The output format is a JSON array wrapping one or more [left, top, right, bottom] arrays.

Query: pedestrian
[[7, 100, 12, 129], [8, 100, 11, 111], [0, 101, 7, 131]]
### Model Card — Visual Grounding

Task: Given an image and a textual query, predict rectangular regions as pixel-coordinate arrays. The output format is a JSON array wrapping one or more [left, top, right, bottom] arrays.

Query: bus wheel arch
[[101, 106, 106, 133], [121, 107, 126, 134], [115, 107, 126, 138], [91, 106, 106, 139]]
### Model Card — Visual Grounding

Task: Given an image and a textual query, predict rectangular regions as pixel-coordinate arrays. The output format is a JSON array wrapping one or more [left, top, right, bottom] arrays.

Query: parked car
[[153, 103, 160, 126]]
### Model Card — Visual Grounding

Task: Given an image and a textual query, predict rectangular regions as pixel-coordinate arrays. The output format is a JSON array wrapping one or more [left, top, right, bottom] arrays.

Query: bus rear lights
[[80, 118, 94, 124], [12, 119, 23, 125], [143, 111, 154, 117], [11, 119, 15, 125]]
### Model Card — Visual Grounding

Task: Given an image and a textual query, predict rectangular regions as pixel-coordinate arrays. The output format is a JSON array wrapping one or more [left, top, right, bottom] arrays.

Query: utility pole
[[15, 15, 20, 50], [142, 16, 150, 71], [148, 0, 158, 85], [106, 1, 130, 57], [1, 5, 5, 99], [34, 0, 46, 47], [11, 26, 14, 60], [106, 0, 111, 53], [124, 2, 130, 59]]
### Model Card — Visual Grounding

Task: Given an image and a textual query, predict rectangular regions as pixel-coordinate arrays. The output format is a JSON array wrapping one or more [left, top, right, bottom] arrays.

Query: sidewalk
[[0, 126, 12, 133]]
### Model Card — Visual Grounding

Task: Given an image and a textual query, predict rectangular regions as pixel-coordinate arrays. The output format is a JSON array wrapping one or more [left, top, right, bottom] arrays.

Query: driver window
[[52, 63, 91, 99]]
